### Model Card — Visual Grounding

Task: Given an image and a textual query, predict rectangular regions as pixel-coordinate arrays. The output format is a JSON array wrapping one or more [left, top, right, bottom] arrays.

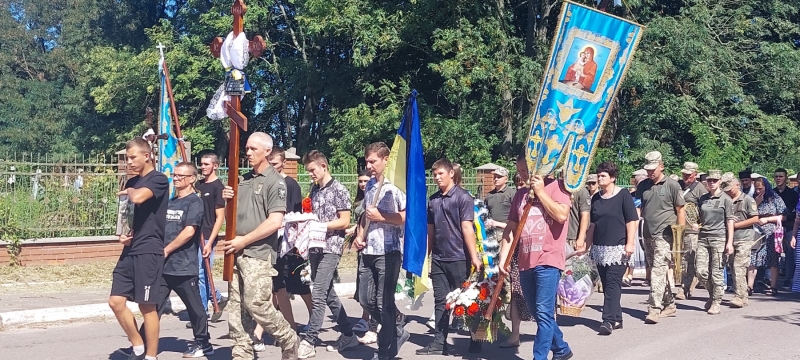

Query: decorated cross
[[209, 0, 266, 281]]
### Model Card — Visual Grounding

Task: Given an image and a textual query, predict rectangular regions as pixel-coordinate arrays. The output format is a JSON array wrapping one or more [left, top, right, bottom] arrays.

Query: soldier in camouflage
[[221, 132, 299, 360], [676, 162, 708, 300], [721, 173, 760, 308], [693, 170, 735, 315], [636, 152, 686, 324]]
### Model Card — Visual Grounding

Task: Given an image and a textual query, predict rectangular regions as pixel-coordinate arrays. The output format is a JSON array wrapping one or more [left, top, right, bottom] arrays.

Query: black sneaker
[[126, 350, 145, 360], [182, 342, 214, 358], [416, 342, 447, 356], [396, 328, 410, 350], [210, 296, 228, 322], [598, 322, 613, 335], [186, 321, 193, 329], [613, 322, 623, 330], [552, 350, 574, 360]]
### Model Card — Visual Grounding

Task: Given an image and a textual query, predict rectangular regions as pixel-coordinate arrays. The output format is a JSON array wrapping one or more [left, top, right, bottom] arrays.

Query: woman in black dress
[[585, 161, 639, 335]]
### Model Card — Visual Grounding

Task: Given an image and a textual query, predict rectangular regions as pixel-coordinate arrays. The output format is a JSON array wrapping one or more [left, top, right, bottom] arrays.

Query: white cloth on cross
[[280, 212, 328, 259]]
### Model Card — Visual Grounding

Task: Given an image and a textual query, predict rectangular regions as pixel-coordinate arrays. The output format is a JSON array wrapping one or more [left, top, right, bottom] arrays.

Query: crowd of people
[[108, 137, 800, 360]]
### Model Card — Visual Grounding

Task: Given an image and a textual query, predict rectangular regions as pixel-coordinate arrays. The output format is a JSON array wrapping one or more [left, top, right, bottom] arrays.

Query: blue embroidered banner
[[158, 67, 181, 197], [526, 1, 643, 192]]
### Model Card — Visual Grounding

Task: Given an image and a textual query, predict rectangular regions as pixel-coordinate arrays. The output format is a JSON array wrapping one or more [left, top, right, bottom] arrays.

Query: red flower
[[302, 197, 312, 213], [480, 282, 489, 290], [467, 303, 480, 316], [479, 288, 489, 301], [462, 281, 471, 288], [566, 270, 573, 276], [454, 305, 465, 317], [445, 303, 451, 311]]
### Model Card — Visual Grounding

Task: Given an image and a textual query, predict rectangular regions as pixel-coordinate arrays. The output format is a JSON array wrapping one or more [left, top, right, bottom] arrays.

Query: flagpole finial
[[157, 43, 166, 70], [411, 89, 418, 97]]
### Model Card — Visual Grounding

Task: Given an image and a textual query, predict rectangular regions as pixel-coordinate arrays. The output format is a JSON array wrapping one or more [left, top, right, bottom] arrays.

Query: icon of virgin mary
[[560, 46, 598, 92]]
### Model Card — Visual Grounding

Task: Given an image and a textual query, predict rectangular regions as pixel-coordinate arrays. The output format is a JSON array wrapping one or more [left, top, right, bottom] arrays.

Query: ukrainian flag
[[158, 63, 182, 197], [385, 90, 429, 296]]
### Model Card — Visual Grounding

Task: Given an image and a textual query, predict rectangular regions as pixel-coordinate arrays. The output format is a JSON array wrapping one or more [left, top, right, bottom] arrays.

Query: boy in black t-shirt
[[109, 138, 169, 360], [418, 158, 482, 356]]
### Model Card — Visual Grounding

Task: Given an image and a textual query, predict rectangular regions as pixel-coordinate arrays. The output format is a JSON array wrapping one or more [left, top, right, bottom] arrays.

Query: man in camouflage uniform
[[676, 162, 708, 300], [221, 132, 299, 360], [721, 173, 760, 308], [636, 151, 686, 324], [694, 170, 734, 315]]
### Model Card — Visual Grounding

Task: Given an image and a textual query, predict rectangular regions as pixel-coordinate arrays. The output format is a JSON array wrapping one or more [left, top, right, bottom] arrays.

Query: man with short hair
[[637, 151, 686, 324], [774, 168, 798, 288], [159, 162, 214, 357], [109, 138, 169, 360], [676, 162, 708, 300], [484, 167, 516, 233], [417, 158, 482, 355], [221, 132, 299, 360], [721, 173, 759, 308], [567, 174, 593, 252], [197, 154, 228, 323], [354, 142, 410, 360], [266, 147, 312, 343], [586, 174, 600, 197], [297, 150, 359, 358]]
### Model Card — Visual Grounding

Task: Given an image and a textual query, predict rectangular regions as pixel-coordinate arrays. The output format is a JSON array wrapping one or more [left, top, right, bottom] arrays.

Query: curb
[[0, 282, 357, 330]]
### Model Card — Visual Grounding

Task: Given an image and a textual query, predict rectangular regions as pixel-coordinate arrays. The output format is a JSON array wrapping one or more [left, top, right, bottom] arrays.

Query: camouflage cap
[[720, 172, 738, 191], [643, 151, 662, 170], [707, 169, 722, 180], [587, 174, 598, 183], [681, 162, 699, 175]]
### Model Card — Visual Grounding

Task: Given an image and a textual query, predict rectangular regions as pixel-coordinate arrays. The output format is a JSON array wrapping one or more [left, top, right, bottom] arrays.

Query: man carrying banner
[[109, 138, 169, 360], [637, 151, 686, 324], [354, 142, 411, 360], [221, 132, 299, 360]]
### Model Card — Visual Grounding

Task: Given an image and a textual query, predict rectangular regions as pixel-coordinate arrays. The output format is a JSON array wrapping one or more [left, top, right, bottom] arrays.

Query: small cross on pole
[[210, 0, 267, 281]]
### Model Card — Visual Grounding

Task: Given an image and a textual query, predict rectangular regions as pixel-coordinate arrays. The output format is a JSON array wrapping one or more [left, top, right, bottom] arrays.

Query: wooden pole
[[222, 96, 242, 281]]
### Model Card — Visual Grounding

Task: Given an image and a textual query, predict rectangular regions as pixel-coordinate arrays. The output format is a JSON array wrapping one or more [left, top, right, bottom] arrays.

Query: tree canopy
[[1, 0, 798, 174]]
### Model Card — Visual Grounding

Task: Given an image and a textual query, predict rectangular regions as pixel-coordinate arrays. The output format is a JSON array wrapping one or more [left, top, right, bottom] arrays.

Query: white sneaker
[[352, 319, 369, 332], [298, 340, 316, 359], [359, 331, 377, 344], [253, 342, 266, 352], [326, 334, 359, 352]]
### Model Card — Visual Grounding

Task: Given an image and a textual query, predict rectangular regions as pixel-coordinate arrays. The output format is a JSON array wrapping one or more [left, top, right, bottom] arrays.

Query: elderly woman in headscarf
[[751, 174, 786, 296]]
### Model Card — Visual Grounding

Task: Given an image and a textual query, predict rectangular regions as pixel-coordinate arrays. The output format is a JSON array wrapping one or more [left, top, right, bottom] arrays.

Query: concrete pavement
[[1, 280, 798, 359]]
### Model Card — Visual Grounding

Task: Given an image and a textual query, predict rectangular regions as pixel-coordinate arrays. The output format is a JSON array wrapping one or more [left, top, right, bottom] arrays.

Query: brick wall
[[0, 237, 228, 266]]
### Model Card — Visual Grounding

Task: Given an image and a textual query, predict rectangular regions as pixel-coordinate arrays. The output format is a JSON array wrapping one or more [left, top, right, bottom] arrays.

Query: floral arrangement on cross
[[444, 271, 510, 343]]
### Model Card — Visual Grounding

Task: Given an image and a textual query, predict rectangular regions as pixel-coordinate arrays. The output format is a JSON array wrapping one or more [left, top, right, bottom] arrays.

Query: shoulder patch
[[278, 187, 286, 200]]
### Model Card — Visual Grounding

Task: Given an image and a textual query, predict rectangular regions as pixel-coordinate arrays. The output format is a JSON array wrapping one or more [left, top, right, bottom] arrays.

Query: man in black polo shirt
[[774, 168, 798, 287], [109, 138, 169, 360], [417, 158, 482, 356]]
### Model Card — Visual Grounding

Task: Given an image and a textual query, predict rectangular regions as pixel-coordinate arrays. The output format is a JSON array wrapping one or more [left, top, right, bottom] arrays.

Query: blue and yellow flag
[[158, 63, 182, 197], [385, 90, 428, 291], [526, 2, 643, 192]]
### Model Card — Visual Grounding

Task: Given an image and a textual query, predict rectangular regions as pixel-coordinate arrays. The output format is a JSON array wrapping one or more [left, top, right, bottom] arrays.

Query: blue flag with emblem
[[526, 1, 643, 192], [158, 61, 182, 197]]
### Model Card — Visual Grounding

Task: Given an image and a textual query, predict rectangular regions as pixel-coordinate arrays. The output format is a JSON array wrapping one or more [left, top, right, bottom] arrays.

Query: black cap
[[739, 170, 752, 179], [699, 174, 708, 181]]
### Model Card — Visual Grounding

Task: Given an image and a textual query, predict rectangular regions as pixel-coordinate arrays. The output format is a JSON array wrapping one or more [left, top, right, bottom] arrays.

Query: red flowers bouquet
[[445, 273, 509, 342], [302, 196, 312, 213]]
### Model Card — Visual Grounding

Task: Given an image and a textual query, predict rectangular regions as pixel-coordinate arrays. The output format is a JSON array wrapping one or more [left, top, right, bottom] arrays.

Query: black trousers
[[358, 251, 403, 358], [430, 258, 469, 343], [597, 264, 626, 324], [139, 274, 210, 344]]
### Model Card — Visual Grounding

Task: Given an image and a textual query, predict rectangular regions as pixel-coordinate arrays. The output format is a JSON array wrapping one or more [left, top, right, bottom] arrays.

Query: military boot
[[707, 302, 721, 315]]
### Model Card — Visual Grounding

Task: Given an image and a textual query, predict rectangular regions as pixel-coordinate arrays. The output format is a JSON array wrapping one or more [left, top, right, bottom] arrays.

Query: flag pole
[[159, 43, 221, 314]]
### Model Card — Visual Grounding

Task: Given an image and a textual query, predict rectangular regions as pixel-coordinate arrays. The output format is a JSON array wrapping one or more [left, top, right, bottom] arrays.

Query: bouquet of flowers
[[556, 255, 596, 316], [445, 272, 510, 342]]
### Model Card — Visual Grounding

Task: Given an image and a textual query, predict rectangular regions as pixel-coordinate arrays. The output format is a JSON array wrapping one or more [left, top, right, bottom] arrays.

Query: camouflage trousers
[[229, 254, 298, 359], [728, 240, 755, 301], [646, 235, 674, 312], [696, 237, 725, 302], [681, 233, 698, 289]]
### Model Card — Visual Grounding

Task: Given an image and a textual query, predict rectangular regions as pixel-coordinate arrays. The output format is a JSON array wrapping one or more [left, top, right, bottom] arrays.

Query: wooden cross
[[209, 0, 267, 281]]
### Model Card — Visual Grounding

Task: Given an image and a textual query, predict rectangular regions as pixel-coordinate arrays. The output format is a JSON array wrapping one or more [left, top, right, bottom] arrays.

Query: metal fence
[[0, 155, 487, 239]]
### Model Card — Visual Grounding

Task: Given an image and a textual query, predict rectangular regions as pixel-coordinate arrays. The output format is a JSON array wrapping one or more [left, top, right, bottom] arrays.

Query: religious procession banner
[[526, 1, 643, 193], [158, 61, 182, 197]]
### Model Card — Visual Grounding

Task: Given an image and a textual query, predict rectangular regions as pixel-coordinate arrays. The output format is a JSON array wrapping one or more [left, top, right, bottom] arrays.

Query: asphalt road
[[1, 283, 799, 360]]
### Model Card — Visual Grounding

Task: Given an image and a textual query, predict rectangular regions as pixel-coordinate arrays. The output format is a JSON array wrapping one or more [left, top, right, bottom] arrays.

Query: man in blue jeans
[[196, 154, 227, 322], [500, 155, 573, 360]]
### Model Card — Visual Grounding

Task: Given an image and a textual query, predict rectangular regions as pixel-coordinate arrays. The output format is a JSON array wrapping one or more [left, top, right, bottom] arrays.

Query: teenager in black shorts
[[109, 138, 169, 360]]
